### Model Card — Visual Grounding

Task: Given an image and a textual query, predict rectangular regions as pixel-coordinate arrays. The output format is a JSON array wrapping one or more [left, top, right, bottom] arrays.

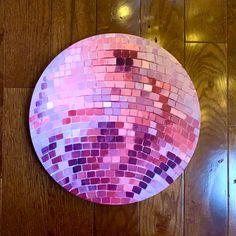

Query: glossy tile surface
[[29, 34, 200, 205]]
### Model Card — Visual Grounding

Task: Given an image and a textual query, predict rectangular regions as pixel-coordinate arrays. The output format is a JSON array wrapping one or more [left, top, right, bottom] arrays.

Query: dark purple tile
[[42, 154, 49, 162], [81, 150, 90, 157], [134, 144, 142, 151], [91, 150, 99, 156], [125, 58, 133, 66], [128, 150, 137, 157], [65, 145, 72, 152], [166, 176, 174, 184], [132, 186, 141, 194], [92, 143, 100, 149], [160, 163, 169, 171], [175, 156, 182, 164], [119, 164, 127, 170], [107, 122, 115, 128], [81, 179, 89, 185], [116, 57, 125, 65], [80, 136, 87, 142], [101, 129, 109, 135], [115, 170, 124, 177], [68, 159, 78, 166], [87, 171, 95, 177], [137, 152, 147, 159], [139, 181, 147, 189], [41, 146, 49, 154], [108, 184, 117, 190], [106, 136, 115, 142], [143, 139, 151, 146], [98, 122, 107, 128], [146, 170, 155, 178], [73, 165, 81, 173], [97, 136, 106, 142], [49, 151, 56, 158], [116, 136, 124, 142], [98, 184, 106, 190], [110, 129, 118, 135], [144, 133, 151, 140], [73, 143, 82, 150], [128, 157, 137, 165], [125, 66, 131, 72], [167, 151, 176, 160], [100, 143, 108, 149], [126, 192, 134, 198], [78, 158, 86, 164], [143, 147, 151, 154], [167, 160, 176, 169], [143, 175, 151, 183], [91, 178, 100, 184], [154, 166, 162, 175], [101, 178, 109, 184]]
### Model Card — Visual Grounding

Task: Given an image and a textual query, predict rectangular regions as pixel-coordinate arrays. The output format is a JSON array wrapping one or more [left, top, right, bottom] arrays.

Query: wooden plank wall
[[1, 0, 235, 235]]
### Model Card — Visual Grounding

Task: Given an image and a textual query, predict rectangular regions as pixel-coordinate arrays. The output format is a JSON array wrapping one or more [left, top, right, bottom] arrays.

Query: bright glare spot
[[118, 5, 131, 19], [187, 33, 201, 41]]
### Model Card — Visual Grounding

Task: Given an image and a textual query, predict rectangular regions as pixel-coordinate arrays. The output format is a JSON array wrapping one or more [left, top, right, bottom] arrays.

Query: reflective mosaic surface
[[29, 33, 200, 205]]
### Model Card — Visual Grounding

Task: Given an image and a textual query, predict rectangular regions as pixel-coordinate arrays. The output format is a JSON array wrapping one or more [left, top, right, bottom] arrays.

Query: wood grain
[[2, 88, 48, 235], [0, 0, 3, 231], [185, 0, 227, 43], [71, 0, 96, 43], [228, 0, 236, 126], [2, 88, 93, 236], [140, 180, 183, 236], [51, 0, 72, 58], [140, 1, 184, 235], [96, 0, 140, 35], [185, 43, 227, 236], [94, 204, 139, 236], [0, 0, 4, 178], [140, 0, 184, 64], [51, 0, 97, 55], [229, 127, 236, 236], [4, 0, 51, 88]]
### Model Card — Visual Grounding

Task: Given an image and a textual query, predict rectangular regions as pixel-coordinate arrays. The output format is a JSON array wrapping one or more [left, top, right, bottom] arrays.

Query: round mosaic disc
[[29, 33, 200, 205]]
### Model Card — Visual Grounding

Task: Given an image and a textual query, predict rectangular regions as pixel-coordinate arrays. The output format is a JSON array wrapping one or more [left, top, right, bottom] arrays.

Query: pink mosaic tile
[[29, 33, 200, 205]]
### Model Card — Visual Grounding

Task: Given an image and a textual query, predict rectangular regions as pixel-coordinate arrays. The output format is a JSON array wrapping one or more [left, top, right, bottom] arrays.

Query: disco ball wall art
[[29, 33, 200, 205]]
